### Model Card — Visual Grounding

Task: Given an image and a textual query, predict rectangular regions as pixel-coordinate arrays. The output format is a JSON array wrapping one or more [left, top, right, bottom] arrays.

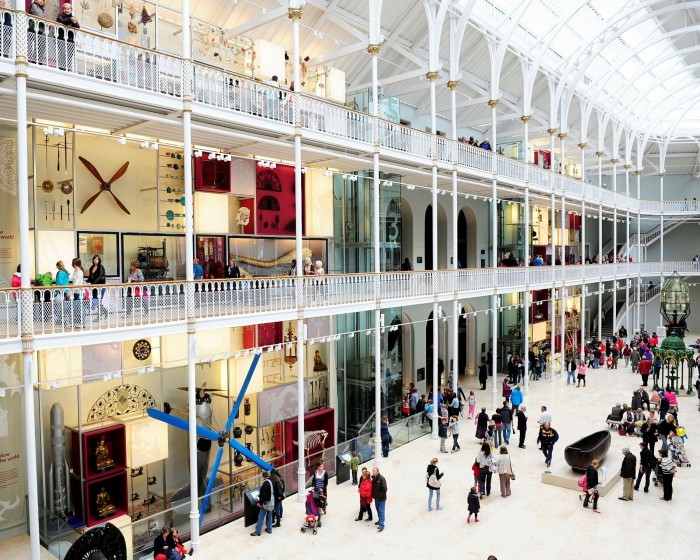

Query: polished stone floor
[[199, 344, 700, 560], [8, 339, 700, 559]]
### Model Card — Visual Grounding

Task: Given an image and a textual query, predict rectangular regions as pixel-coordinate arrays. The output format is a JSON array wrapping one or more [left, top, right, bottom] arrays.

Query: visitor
[[634, 442, 654, 493], [618, 446, 636, 501], [371, 466, 387, 531], [467, 390, 477, 419], [426, 457, 443, 511], [11, 263, 20, 288], [193, 258, 203, 280], [491, 408, 503, 447], [153, 527, 170, 558], [401, 257, 413, 271], [271, 468, 285, 527], [658, 449, 675, 501], [622, 344, 632, 367], [537, 421, 559, 469], [496, 445, 514, 498], [510, 385, 523, 416], [226, 257, 240, 282], [475, 441, 493, 497], [250, 471, 274, 536], [566, 358, 577, 385], [581, 459, 601, 512], [538, 405, 551, 425], [449, 415, 461, 452], [127, 261, 147, 314], [478, 358, 488, 389], [498, 401, 512, 444], [502, 378, 512, 401], [438, 417, 448, 453], [479, 138, 491, 150], [355, 468, 373, 521], [657, 413, 675, 452], [475, 407, 489, 440], [313, 462, 329, 504], [638, 355, 652, 386], [516, 406, 528, 448], [467, 486, 480, 523], [70, 258, 84, 327], [86, 254, 106, 318], [380, 416, 391, 458]]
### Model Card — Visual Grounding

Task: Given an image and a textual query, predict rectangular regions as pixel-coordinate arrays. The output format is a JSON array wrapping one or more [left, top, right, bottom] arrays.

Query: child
[[170, 529, 192, 557], [346, 450, 360, 485], [606, 356, 613, 369], [468, 391, 476, 419], [467, 486, 480, 523], [471, 461, 481, 489], [484, 421, 496, 450]]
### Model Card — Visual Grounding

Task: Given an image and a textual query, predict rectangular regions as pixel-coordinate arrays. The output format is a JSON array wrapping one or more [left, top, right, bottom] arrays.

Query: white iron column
[[449, 80, 459, 392], [427, 70, 440, 437], [560, 194, 566, 376], [489, 99, 499, 408], [523, 182, 530, 397], [659, 172, 665, 328], [14, 7, 40, 558], [580, 198, 586, 361], [181, 0, 200, 545], [636, 170, 642, 331], [289, 4, 308, 495], [550, 192, 555, 382], [598, 203, 603, 341], [611, 159, 618, 334]]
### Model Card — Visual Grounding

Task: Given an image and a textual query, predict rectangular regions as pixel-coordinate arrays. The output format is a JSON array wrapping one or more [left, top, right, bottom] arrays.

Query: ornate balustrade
[[2, 261, 699, 345]]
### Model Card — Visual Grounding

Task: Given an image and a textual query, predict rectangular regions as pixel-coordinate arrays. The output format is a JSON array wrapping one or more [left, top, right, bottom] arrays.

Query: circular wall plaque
[[132, 339, 151, 361]]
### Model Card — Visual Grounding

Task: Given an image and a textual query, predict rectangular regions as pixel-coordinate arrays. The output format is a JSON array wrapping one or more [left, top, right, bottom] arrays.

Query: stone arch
[[458, 205, 478, 268]]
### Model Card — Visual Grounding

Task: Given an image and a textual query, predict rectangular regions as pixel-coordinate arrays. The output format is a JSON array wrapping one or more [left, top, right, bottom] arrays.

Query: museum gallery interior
[[0, 0, 699, 558]]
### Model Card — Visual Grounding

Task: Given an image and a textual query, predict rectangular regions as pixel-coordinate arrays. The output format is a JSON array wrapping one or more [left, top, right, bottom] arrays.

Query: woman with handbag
[[86, 255, 107, 318], [497, 445, 514, 498], [476, 442, 493, 498], [426, 458, 443, 511]]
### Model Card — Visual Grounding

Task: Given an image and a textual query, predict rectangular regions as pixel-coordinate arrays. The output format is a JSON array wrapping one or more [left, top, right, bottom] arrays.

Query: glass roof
[[466, 0, 700, 136]]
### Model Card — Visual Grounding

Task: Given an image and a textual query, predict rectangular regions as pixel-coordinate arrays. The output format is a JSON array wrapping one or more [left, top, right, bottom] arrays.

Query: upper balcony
[[0, 10, 694, 217], [1, 261, 697, 353]]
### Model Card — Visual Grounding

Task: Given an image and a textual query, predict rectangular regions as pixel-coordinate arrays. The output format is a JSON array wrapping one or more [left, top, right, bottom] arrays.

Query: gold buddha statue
[[94, 436, 114, 470], [95, 486, 116, 518], [313, 350, 328, 372]]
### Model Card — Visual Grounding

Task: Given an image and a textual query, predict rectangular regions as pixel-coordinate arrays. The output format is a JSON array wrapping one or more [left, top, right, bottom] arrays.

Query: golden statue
[[94, 436, 114, 470], [313, 350, 328, 372], [95, 486, 116, 518]]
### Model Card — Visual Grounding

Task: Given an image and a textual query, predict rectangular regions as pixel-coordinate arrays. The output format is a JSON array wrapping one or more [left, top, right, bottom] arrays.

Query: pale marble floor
[[199, 348, 700, 560], [7, 342, 700, 560]]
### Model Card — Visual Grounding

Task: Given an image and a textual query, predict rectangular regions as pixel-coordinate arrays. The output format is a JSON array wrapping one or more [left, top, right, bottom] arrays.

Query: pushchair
[[669, 435, 691, 467], [301, 490, 325, 534]]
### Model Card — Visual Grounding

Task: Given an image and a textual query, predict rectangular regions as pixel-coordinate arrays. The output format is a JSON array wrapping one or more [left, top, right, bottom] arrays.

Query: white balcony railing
[[3, 262, 700, 344], [0, 12, 694, 218]]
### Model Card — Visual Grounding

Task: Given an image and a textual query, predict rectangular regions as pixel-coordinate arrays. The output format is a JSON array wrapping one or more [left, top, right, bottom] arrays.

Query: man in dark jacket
[[371, 467, 387, 531], [251, 471, 274, 536], [634, 442, 654, 493], [498, 402, 513, 444], [516, 406, 528, 448], [618, 447, 636, 501], [582, 459, 600, 511]]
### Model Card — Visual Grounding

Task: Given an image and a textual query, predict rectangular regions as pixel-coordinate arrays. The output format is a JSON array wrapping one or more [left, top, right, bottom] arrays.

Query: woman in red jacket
[[355, 469, 373, 521]]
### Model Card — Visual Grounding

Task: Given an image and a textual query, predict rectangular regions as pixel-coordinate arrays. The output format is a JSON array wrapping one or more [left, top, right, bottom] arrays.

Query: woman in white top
[[496, 445, 514, 498], [70, 258, 85, 326]]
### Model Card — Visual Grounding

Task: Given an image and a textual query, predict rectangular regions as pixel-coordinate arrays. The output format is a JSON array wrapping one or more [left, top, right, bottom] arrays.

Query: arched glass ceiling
[[464, 0, 700, 136]]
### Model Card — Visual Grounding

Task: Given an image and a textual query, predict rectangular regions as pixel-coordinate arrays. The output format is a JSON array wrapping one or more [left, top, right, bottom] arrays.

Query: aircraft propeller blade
[[229, 438, 274, 471], [78, 156, 105, 184], [108, 161, 130, 184], [225, 353, 260, 433], [80, 190, 104, 214], [146, 408, 219, 441], [198, 446, 225, 524], [109, 190, 131, 215]]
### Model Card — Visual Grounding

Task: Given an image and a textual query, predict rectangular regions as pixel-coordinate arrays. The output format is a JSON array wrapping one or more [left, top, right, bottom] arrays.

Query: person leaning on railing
[[0, 0, 12, 59]]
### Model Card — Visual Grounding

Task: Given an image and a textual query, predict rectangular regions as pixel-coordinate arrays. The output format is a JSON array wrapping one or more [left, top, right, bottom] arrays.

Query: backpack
[[41, 272, 53, 286], [577, 474, 588, 492]]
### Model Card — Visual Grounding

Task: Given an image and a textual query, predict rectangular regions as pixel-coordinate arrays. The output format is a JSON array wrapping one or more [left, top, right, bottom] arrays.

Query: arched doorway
[[426, 310, 447, 389], [458, 206, 478, 268], [425, 204, 449, 270], [458, 303, 477, 377], [400, 197, 414, 265]]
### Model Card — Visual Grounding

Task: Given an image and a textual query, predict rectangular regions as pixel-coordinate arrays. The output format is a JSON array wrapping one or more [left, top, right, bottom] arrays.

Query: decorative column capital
[[547, 128, 556, 135], [594, 151, 604, 157], [487, 99, 499, 108], [658, 171, 666, 177], [623, 164, 631, 170], [557, 132, 567, 140], [366, 43, 381, 56], [425, 71, 439, 81], [446, 80, 459, 90], [577, 142, 587, 149], [287, 7, 303, 21], [520, 115, 531, 123], [610, 158, 618, 164], [635, 170, 642, 175]]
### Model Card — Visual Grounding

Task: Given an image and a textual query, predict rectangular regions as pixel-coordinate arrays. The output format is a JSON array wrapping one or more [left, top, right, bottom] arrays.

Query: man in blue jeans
[[371, 466, 387, 531], [251, 471, 274, 536]]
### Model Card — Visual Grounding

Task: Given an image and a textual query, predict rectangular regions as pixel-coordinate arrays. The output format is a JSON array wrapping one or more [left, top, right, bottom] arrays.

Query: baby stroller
[[669, 435, 691, 467], [301, 490, 325, 534]]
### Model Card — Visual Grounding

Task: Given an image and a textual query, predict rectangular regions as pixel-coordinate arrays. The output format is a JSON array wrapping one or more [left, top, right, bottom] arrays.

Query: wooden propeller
[[79, 156, 131, 215]]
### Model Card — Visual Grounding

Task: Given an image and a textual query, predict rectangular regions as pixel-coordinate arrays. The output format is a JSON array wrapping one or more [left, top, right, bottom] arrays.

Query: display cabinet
[[194, 153, 231, 193], [137, 241, 169, 280], [159, 146, 186, 231]]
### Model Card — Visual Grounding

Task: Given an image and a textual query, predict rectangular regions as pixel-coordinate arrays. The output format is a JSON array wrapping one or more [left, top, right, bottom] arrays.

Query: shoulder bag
[[427, 473, 441, 488]]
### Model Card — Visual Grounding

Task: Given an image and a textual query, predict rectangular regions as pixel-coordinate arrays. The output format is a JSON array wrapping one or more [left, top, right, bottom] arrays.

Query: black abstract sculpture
[[64, 522, 126, 560], [564, 430, 612, 472]]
